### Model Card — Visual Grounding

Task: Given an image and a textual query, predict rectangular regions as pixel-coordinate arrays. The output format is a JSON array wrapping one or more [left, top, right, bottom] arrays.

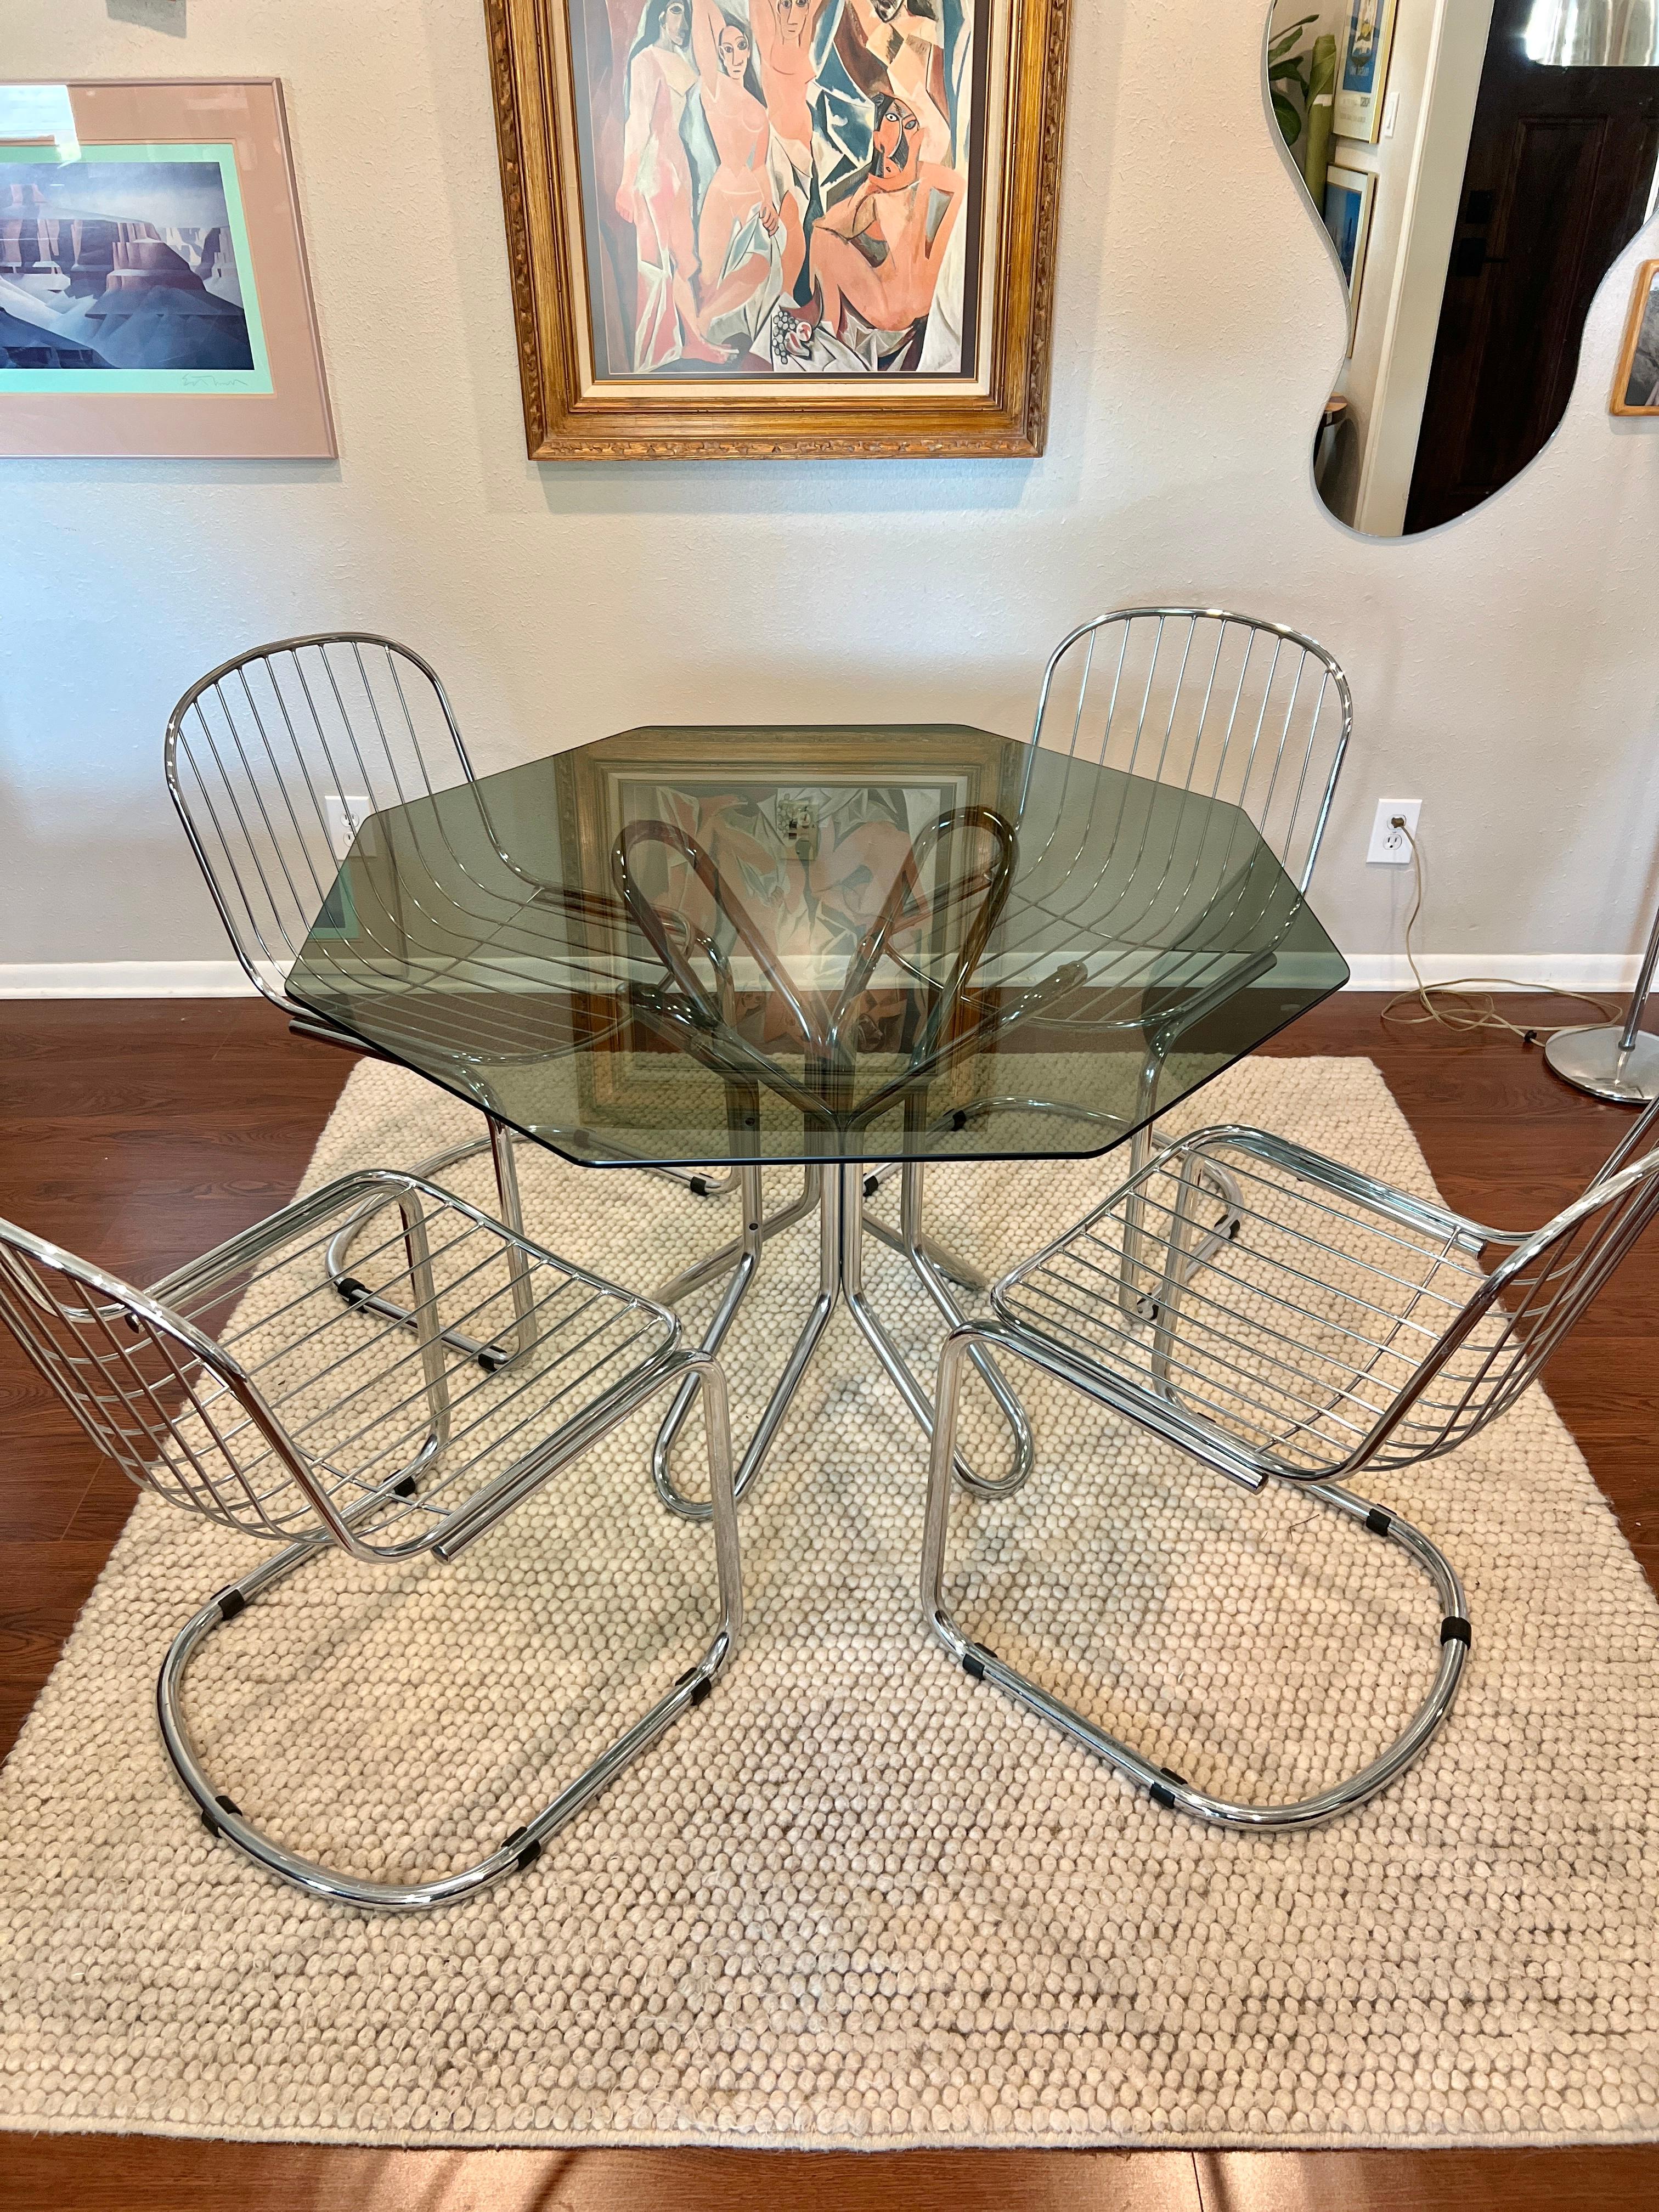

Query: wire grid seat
[[920, 1098, 1659, 1831], [0, 1173, 742, 1909]]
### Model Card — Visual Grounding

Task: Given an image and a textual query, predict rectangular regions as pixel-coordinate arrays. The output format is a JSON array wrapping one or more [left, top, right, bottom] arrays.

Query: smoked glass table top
[[287, 724, 1349, 1169]]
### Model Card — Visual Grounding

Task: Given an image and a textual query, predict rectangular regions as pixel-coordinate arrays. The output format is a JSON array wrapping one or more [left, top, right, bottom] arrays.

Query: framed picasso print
[[0, 80, 334, 458], [553, 722, 1012, 1115], [485, 0, 1071, 458]]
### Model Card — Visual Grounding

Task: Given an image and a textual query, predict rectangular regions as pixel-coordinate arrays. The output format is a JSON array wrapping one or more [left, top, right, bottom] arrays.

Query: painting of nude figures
[[570, 0, 983, 378], [487, 0, 1069, 455]]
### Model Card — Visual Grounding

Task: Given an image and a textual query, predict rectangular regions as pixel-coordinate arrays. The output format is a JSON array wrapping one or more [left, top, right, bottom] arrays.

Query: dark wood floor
[[1, 995, 1655, 2211]]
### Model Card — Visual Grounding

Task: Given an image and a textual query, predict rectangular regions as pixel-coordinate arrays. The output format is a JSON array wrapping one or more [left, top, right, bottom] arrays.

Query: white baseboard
[[0, 962, 258, 998], [0, 955, 1643, 1000], [1340, 954, 1641, 994]]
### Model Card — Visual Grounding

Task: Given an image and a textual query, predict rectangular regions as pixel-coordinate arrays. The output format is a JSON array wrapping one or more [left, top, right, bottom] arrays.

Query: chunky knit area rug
[[2, 1055, 1656, 2151]]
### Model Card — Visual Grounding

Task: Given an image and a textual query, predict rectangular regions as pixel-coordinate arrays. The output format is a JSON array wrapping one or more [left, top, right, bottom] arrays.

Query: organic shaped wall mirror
[[1269, 2, 1659, 536]]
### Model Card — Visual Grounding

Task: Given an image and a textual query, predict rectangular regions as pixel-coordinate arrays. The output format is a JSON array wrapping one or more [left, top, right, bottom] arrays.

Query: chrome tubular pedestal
[[650, 1161, 1034, 1521]]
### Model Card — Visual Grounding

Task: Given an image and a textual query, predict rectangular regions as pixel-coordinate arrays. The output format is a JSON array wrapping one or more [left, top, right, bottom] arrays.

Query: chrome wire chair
[[923, 1097, 1659, 1830], [880, 608, 1353, 1339], [165, 634, 733, 1361], [0, 1173, 741, 1910]]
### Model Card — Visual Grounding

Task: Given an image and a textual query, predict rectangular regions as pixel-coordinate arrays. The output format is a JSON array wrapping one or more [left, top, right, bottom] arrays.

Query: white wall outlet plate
[[1367, 799, 1421, 865], [324, 793, 373, 862]]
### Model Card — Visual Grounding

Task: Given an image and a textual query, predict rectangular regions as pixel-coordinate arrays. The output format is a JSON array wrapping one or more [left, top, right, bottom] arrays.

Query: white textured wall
[[2, 0, 1657, 975]]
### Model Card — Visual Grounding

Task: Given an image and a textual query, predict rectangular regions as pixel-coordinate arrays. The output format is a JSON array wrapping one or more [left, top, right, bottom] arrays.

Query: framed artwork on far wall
[[1333, 0, 1398, 146], [1611, 258, 1659, 415], [484, 0, 1073, 460], [1322, 162, 1375, 358], [0, 78, 334, 457], [552, 721, 1009, 1114]]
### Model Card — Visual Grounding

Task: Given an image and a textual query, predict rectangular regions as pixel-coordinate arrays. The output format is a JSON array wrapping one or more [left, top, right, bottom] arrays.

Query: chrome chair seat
[[922, 1097, 1659, 1831], [0, 1174, 741, 1909]]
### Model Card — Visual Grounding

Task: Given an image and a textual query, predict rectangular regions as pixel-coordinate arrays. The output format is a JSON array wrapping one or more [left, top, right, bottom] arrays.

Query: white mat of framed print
[[0, 80, 334, 458]]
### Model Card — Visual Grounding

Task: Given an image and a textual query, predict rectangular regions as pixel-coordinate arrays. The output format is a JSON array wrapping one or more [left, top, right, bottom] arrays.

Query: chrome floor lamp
[[1545, 885, 1659, 1104]]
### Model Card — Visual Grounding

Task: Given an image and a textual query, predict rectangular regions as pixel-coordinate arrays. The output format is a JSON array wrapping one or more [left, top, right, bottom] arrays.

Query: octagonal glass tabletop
[[286, 725, 1348, 1169]]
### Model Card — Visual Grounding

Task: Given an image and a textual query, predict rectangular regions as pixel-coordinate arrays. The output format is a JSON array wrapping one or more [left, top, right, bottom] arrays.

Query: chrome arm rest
[[1157, 1123, 1521, 1253], [145, 1169, 466, 1310]]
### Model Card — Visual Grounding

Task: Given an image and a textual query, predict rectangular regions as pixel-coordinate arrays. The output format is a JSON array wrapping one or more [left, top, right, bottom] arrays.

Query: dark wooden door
[[1404, 0, 1659, 532]]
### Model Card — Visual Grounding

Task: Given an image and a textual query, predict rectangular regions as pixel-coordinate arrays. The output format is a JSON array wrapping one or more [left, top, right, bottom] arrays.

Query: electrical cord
[[1379, 820, 1621, 1046]]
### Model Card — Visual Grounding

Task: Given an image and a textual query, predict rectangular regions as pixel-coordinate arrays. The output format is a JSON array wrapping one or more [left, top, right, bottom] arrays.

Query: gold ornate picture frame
[[484, 0, 1070, 459]]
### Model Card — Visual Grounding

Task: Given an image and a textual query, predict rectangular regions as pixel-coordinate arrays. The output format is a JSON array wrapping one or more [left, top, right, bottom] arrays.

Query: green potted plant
[[1268, 12, 1338, 204]]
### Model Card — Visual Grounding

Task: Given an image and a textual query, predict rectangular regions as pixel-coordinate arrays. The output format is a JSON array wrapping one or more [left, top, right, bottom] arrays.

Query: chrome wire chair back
[[878, 610, 1355, 1488], [167, 634, 647, 1050], [165, 635, 731, 1359], [165, 634, 480, 1009], [0, 1175, 741, 1909], [989, 610, 1352, 1089], [922, 1096, 1659, 1833], [164, 633, 566, 1357], [1020, 606, 1353, 894]]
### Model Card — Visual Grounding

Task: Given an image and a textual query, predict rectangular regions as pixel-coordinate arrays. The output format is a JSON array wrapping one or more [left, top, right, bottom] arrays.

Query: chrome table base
[[651, 1161, 1034, 1521]]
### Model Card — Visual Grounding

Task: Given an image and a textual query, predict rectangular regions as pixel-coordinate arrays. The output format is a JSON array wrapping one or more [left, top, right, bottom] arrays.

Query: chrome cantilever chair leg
[[157, 1351, 742, 1912], [650, 1163, 766, 1517], [898, 1160, 1033, 1498], [920, 1324, 1470, 1831]]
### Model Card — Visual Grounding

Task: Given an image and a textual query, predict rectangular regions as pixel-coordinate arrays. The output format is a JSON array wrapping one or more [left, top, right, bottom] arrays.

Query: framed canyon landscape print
[[0, 80, 334, 458], [486, 0, 1070, 457]]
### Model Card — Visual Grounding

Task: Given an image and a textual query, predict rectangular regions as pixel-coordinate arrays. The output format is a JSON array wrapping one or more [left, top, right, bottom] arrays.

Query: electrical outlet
[[1367, 799, 1420, 865], [775, 793, 820, 854], [324, 793, 373, 861]]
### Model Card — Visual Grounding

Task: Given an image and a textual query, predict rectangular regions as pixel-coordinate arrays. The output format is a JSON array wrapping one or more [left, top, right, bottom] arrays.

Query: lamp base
[[1543, 1024, 1659, 1105]]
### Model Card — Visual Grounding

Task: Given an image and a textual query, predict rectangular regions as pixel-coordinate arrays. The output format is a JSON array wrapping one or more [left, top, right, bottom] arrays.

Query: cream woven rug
[[3, 1056, 1657, 2151]]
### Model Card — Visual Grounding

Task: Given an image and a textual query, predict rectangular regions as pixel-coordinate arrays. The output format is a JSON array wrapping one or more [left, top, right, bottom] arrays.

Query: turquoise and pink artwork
[[0, 143, 271, 393]]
